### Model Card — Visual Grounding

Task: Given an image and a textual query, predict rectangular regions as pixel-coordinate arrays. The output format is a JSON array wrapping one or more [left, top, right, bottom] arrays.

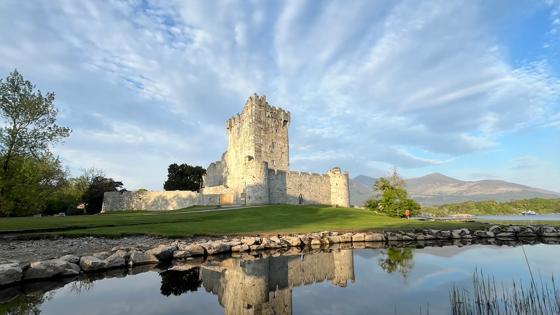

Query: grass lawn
[[0, 205, 491, 238]]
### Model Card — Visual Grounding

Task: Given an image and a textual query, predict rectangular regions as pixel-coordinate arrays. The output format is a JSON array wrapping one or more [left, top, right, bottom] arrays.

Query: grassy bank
[[0, 205, 488, 238]]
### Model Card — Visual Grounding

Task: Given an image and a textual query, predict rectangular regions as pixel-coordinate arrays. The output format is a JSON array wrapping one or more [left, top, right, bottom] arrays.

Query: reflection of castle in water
[[162, 249, 355, 315]]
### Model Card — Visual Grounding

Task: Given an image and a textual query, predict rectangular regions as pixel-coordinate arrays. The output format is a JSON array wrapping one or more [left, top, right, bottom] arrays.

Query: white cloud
[[0, 0, 559, 189]]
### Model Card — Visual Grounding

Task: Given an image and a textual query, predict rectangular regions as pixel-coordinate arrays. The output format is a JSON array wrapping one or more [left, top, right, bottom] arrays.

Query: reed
[[450, 271, 560, 315]]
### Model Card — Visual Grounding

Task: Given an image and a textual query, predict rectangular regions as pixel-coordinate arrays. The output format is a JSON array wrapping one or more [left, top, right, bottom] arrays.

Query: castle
[[101, 94, 349, 212]]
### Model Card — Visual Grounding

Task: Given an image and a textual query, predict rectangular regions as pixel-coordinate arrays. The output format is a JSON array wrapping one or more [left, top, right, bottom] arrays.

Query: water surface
[[1, 244, 559, 314]]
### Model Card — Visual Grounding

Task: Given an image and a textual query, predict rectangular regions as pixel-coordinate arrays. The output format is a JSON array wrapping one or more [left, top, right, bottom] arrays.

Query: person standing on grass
[[405, 209, 411, 220]]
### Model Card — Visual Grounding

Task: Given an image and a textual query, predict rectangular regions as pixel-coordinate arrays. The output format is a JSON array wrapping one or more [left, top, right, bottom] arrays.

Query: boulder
[[495, 232, 515, 238], [270, 236, 288, 247], [241, 237, 260, 246], [79, 256, 107, 272], [24, 259, 80, 280], [402, 234, 415, 241], [474, 230, 494, 238], [231, 244, 250, 253], [59, 255, 80, 264], [204, 242, 231, 255], [104, 251, 127, 269], [385, 233, 402, 241], [327, 236, 342, 244], [351, 233, 366, 242], [176, 244, 206, 257], [128, 250, 159, 266], [0, 263, 22, 286], [146, 245, 175, 261], [283, 236, 302, 247], [542, 232, 560, 237], [437, 231, 451, 239], [340, 233, 353, 243], [488, 225, 502, 234], [364, 233, 385, 242], [92, 252, 111, 260]]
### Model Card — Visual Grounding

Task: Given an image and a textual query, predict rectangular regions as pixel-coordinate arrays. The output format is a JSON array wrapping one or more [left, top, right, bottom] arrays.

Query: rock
[[146, 245, 175, 261], [0, 263, 22, 286], [351, 233, 366, 242], [542, 232, 560, 237], [270, 236, 288, 247], [437, 231, 451, 239], [327, 236, 342, 243], [488, 225, 502, 234], [402, 234, 415, 241], [79, 256, 107, 272], [518, 230, 537, 238], [241, 237, 260, 246], [385, 232, 402, 241], [128, 250, 159, 266], [231, 244, 250, 253], [474, 230, 494, 238], [340, 233, 353, 243], [104, 251, 127, 269], [59, 255, 80, 264], [250, 244, 266, 251], [364, 233, 385, 242], [24, 259, 80, 280], [92, 252, 111, 260], [495, 232, 515, 238], [177, 244, 206, 257], [416, 234, 426, 241], [283, 236, 302, 247], [204, 242, 231, 255]]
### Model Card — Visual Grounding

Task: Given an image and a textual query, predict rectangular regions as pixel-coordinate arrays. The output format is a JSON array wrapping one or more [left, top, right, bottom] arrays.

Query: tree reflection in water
[[378, 247, 414, 279], [160, 267, 202, 296]]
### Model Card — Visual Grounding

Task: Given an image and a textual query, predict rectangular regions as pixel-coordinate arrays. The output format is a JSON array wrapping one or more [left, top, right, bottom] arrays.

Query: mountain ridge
[[350, 173, 560, 206]]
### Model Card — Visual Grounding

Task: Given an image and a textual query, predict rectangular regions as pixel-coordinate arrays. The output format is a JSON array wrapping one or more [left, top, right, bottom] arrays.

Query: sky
[[0, 0, 559, 192]]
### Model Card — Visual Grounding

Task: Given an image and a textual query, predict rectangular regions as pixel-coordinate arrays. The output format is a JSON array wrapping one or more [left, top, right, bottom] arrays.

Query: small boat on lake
[[521, 210, 537, 216]]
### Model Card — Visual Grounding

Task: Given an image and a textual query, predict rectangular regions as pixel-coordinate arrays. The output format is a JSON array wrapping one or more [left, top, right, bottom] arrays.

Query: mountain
[[349, 172, 560, 206]]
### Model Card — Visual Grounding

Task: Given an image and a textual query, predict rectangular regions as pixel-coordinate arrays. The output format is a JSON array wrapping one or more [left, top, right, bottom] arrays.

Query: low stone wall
[[2, 224, 560, 287], [101, 191, 220, 212]]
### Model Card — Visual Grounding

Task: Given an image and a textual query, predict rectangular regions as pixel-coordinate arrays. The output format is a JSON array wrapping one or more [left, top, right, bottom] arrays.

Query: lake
[[1, 243, 559, 314]]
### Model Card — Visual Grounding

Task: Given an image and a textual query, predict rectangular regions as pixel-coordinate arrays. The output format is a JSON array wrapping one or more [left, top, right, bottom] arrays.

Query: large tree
[[366, 168, 420, 217], [163, 163, 206, 191], [82, 176, 124, 214], [0, 70, 70, 215]]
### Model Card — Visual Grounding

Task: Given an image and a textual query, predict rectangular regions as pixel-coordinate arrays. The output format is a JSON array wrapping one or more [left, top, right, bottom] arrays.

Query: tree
[[366, 168, 420, 217], [0, 154, 66, 216], [0, 69, 70, 214], [163, 163, 206, 191], [44, 168, 104, 215], [82, 176, 124, 214]]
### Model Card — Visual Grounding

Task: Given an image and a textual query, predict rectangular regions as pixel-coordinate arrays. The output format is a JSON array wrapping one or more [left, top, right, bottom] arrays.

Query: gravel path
[[0, 235, 175, 264]]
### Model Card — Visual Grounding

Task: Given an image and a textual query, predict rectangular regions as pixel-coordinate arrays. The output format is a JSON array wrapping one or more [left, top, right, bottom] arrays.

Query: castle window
[[272, 160, 276, 166]]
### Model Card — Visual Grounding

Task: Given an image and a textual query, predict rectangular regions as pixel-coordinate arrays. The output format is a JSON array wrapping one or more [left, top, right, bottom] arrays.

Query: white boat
[[521, 210, 537, 216]]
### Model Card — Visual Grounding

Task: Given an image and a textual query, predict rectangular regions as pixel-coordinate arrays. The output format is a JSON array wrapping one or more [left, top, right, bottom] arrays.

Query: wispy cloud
[[0, 0, 558, 189]]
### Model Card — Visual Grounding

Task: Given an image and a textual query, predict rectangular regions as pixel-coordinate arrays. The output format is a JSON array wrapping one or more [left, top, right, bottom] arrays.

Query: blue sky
[[0, 0, 559, 192]]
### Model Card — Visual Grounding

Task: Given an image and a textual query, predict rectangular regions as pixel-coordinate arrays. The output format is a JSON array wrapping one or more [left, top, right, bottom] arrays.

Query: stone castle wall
[[101, 191, 220, 212], [268, 169, 332, 205]]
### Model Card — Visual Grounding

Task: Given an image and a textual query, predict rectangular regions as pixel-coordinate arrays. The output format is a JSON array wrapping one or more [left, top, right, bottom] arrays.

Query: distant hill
[[350, 172, 560, 206]]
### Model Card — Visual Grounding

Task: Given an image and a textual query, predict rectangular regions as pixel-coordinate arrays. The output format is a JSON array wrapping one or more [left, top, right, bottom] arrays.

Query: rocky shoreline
[[1, 224, 559, 288]]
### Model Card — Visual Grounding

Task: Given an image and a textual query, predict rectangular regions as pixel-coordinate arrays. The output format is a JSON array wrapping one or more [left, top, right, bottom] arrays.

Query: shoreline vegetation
[[422, 198, 560, 217]]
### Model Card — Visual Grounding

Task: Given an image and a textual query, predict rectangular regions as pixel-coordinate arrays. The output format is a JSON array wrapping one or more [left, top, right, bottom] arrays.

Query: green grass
[[0, 205, 488, 238]]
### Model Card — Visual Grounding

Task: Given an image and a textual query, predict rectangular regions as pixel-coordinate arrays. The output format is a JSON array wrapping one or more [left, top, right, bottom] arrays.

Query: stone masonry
[[102, 94, 350, 211]]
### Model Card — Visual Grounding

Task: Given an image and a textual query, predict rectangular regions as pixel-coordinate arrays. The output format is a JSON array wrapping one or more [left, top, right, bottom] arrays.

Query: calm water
[[2, 244, 559, 315], [476, 214, 560, 221]]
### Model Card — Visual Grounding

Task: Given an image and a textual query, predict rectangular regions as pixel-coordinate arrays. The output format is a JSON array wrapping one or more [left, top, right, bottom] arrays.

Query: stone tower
[[222, 94, 291, 204]]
